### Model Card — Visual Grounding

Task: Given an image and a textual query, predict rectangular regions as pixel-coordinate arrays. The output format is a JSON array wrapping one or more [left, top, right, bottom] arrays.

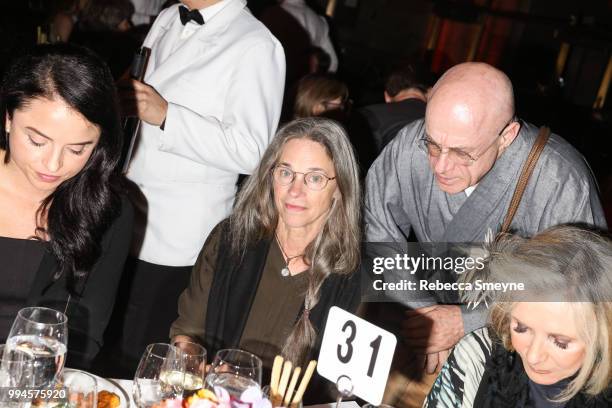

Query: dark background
[[1, 0, 611, 219]]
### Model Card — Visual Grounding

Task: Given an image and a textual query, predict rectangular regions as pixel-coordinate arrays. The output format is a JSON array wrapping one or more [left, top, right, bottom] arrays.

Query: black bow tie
[[179, 5, 205, 25]]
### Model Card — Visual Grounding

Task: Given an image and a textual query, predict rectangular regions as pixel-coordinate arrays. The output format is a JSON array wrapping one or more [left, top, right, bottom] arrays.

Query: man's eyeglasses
[[418, 117, 517, 166], [272, 166, 336, 191]]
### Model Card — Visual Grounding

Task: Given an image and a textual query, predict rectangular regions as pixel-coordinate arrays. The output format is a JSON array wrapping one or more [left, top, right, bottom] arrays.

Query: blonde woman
[[425, 226, 612, 407]]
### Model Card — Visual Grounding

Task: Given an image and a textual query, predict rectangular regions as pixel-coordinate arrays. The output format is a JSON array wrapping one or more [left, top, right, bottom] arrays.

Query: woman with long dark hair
[[170, 117, 361, 400], [0, 43, 133, 369]]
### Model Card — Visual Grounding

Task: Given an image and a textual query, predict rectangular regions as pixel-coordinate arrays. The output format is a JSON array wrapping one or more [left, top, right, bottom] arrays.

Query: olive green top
[[170, 225, 309, 368]]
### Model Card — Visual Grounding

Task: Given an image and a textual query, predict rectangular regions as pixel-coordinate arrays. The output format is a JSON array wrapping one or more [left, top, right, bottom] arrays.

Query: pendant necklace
[[275, 233, 304, 277]]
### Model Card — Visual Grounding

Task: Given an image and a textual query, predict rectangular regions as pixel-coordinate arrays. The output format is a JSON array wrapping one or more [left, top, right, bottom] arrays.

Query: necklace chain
[[274, 233, 304, 275]]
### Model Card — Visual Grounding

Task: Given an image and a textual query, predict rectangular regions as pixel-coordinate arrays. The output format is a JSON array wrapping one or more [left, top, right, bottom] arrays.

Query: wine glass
[[0, 344, 35, 407], [133, 343, 185, 408], [61, 368, 98, 408], [206, 349, 262, 399], [5, 307, 68, 387], [173, 341, 207, 396]]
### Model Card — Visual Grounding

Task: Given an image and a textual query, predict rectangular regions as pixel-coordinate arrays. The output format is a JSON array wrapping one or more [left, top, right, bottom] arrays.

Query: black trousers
[[96, 257, 192, 378]]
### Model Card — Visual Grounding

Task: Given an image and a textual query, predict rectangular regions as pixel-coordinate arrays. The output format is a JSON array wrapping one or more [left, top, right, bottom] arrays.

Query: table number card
[[317, 307, 397, 405]]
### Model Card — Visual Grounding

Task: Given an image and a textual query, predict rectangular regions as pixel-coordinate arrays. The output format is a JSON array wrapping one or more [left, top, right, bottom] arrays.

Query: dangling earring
[[506, 350, 516, 370]]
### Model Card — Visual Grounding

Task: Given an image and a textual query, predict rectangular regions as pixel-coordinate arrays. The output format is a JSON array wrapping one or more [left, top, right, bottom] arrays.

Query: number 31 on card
[[317, 306, 397, 405]]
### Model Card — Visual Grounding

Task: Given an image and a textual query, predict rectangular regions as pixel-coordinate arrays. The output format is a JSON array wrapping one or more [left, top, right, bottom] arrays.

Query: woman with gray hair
[[170, 117, 361, 384], [425, 226, 612, 407]]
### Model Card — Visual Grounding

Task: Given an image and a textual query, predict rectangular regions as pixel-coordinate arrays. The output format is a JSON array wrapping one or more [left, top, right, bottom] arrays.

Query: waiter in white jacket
[[115, 0, 285, 366]]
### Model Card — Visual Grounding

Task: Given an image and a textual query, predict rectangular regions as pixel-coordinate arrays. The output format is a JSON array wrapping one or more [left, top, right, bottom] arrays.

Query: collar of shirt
[[464, 185, 477, 197], [179, 0, 228, 40]]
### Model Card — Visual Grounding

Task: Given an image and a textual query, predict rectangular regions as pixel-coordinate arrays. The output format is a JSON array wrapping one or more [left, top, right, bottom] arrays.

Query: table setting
[[0, 307, 368, 408]]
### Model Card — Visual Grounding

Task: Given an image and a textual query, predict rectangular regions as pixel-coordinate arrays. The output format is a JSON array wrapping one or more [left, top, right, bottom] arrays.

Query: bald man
[[365, 63, 606, 373]]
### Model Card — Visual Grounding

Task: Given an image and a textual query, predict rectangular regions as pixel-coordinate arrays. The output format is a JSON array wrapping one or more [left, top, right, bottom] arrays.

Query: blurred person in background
[[308, 45, 332, 74], [78, 0, 134, 32], [294, 74, 349, 119], [279, 0, 338, 73], [129, 0, 165, 25], [49, 0, 89, 42], [69, 0, 140, 79], [360, 62, 433, 152]]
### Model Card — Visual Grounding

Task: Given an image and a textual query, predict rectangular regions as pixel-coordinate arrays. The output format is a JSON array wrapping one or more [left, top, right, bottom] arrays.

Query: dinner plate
[[95, 376, 130, 408]]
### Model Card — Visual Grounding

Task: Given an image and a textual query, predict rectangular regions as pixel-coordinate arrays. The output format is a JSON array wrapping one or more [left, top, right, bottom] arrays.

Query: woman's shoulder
[[208, 218, 231, 248], [94, 192, 134, 256], [118, 193, 134, 221], [107, 193, 134, 233], [193, 218, 232, 271]]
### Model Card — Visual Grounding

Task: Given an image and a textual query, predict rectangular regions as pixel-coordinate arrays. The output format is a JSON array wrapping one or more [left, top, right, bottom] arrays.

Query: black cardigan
[[25, 195, 134, 370]]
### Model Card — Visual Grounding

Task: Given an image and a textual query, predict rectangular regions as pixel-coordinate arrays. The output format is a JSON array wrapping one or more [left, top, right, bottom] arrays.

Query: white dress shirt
[[178, 1, 227, 40], [126, 0, 286, 266], [280, 0, 338, 72]]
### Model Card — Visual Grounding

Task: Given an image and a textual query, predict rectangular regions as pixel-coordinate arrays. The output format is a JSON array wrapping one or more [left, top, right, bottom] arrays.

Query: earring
[[506, 350, 515, 370]]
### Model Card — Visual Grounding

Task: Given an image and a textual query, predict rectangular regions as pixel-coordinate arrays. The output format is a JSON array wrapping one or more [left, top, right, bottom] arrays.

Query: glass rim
[[214, 348, 262, 368], [62, 368, 98, 385], [144, 342, 182, 359], [16, 306, 68, 326], [173, 340, 207, 357]]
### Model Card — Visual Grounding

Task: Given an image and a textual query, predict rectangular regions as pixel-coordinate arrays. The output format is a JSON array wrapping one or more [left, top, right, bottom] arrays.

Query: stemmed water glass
[[206, 349, 262, 399], [5, 307, 68, 388], [133, 343, 185, 407]]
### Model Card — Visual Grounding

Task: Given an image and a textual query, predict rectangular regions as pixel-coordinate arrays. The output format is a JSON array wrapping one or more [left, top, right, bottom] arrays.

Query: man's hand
[[118, 79, 168, 126], [402, 305, 464, 353], [424, 349, 450, 374]]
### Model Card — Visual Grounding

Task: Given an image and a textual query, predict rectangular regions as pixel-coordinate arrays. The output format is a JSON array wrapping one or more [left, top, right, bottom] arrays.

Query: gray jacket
[[364, 119, 607, 332]]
